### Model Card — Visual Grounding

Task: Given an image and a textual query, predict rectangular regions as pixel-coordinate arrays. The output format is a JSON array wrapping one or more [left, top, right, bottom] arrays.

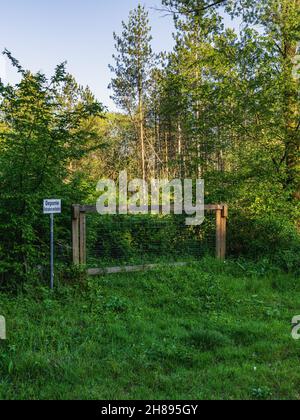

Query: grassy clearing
[[0, 258, 300, 400]]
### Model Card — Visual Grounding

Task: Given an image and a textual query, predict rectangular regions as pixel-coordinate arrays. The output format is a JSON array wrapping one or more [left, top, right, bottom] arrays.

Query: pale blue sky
[[0, 0, 238, 111], [0, 0, 175, 110]]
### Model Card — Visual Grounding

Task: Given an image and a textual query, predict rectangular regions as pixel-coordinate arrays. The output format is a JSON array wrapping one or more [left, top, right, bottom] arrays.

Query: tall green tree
[[0, 52, 103, 286], [154, 0, 233, 180], [159, 0, 300, 203], [109, 4, 155, 180]]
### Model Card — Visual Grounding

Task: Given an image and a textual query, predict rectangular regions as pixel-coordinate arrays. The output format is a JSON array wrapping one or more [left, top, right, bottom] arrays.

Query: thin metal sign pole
[[44, 199, 61, 289], [50, 213, 54, 290]]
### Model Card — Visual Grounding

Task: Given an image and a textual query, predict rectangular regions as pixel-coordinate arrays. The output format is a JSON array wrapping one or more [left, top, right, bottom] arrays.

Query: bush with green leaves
[[0, 52, 103, 288], [228, 211, 300, 274]]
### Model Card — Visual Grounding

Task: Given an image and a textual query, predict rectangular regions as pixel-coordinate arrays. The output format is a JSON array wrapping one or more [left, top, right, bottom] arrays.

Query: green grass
[[0, 258, 300, 400]]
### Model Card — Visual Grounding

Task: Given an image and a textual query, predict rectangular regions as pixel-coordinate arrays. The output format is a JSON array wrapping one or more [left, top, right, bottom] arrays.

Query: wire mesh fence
[[86, 212, 217, 269]]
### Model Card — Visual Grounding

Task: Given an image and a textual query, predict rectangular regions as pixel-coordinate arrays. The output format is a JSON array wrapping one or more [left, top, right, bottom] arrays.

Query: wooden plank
[[220, 214, 227, 260], [222, 204, 229, 218], [87, 262, 188, 276], [80, 204, 223, 214], [79, 212, 86, 265], [220, 205, 228, 259], [72, 205, 80, 265], [72, 204, 80, 219], [80, 205, 97, 214], [216, 209, 222, 260], [72, 218, 79, 265], [204, 204, 224, 211]]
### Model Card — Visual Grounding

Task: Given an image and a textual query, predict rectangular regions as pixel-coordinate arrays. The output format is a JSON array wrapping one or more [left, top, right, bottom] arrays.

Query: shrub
[[0, 55, 103, 289], [228, 211, 300, 274]]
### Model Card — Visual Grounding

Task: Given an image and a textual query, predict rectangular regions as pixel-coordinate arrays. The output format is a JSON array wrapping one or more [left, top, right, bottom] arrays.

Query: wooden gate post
[[72, 205, 80, 265], [79, 210, 87, 265], [216, 208, 222, 260], [221, 205, 228, 260], [216, 204, 228, 260]]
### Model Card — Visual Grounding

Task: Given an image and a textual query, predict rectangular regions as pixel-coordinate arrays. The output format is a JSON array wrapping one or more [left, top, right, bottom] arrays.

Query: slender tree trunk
[[281, 4, 300, 199], [194, 17, 204, 179], [138, 89, 146, 181], [177, 120, 183, 178], [155, 112, 161, 177], [165, 130, 169, 178]]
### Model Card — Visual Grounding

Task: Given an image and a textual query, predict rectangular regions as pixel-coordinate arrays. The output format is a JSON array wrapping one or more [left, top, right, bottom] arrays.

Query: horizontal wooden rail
[[77, 204, 225, 214], [88, 262, 188, 276]]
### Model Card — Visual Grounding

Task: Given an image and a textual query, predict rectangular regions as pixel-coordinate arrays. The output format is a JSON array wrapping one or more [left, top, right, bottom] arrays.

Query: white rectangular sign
[[43, 199, 61, 214]]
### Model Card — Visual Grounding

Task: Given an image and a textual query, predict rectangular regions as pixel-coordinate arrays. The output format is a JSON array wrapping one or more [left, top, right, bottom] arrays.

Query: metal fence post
[[50, 213, 54, 289]]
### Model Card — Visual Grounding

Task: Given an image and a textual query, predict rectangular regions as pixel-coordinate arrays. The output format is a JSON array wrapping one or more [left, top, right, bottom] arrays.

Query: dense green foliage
[[0, 261, 300, 400], [0, 54, 103, 287], [105, 0, 299, 274], [86, 214, 215, 266], [0, 1, 299, 285], [0, 1, 299, 401]]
